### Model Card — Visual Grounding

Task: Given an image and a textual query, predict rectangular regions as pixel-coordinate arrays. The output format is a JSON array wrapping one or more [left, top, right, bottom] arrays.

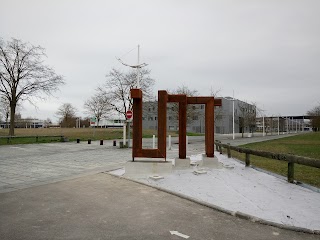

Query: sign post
[[126, 110, 133, 147]]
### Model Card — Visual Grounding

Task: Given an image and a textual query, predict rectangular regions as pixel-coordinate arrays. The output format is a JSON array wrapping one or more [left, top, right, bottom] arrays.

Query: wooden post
[[245, 153, 250, 167], [288, 162, 295, 183], [227, 143, 231, 158]]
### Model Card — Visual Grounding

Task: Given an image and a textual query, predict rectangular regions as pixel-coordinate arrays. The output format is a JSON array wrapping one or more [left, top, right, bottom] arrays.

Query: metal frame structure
[[131, 89, 222, 161]]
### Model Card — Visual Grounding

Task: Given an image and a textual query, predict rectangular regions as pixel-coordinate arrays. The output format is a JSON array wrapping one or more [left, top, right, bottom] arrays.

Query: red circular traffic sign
[[126, 110, 133, 119]]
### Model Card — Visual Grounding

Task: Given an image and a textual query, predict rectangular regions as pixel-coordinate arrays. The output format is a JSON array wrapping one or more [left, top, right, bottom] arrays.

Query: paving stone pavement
[[0, 134, 298, 193], [0, 141, 130, 193]]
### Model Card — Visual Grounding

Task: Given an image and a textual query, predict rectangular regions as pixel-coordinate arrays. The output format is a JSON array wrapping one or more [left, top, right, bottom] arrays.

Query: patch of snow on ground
[[110, 152, 320, 231]]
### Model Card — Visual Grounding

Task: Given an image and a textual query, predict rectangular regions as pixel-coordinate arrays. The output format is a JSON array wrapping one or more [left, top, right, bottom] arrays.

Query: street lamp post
[[232, 91, 235, 140]]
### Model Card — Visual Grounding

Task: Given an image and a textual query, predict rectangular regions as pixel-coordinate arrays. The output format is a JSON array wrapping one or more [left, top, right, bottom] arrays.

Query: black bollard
[[100, 139, 103, 145], [88, 139, 91, 144], [113, 140, 116, 146], [77, 139, 80, 143]]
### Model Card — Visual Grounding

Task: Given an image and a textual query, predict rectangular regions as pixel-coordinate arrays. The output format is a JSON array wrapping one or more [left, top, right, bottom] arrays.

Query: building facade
[[142, 97, 256, 134]]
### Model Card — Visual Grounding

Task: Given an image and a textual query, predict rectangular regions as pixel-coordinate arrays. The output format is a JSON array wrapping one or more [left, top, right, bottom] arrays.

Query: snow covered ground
[[110, 152, 320, 231]]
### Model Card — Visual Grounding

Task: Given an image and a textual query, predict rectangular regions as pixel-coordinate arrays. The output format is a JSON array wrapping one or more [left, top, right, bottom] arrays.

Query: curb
[[105, 171, 320, 235]]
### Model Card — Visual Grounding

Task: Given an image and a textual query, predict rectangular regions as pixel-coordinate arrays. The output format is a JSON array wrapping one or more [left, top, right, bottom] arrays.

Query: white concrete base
[[174, 158, 191, 169], [193, 170, 207, 175], [201, 154, 224, 169], [149, 175, 164, 180], [125, 160, 172, 178]]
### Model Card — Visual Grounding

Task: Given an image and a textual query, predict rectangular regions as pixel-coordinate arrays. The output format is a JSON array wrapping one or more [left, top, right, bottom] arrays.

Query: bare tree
[[84, 88, 111, 126], [0, 96, 10, 127], [307, 103, 320, 131], [56, 103, 77, 128], [168, 85, 200, 125], [209, 86, 223, 127], [0, 38, 64, 135], [238, 101, 256, 138], [101, 68, 155, 120]]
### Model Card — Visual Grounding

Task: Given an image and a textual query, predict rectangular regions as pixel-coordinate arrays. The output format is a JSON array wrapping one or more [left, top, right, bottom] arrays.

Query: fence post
[[36, 136, 38, 142], [219, 142, 223, 154], [288, 162, 295, 183], [227, 143, 231, 158], [245, 153, 250, 167]]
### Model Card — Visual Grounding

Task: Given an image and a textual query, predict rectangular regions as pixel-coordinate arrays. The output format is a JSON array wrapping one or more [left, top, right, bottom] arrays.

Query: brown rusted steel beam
[[205, 98, 215, 157], [135, 149, 165, 158], [131, 88, 142, 99], [187, 97, 211, 104], [167, 94, 187, 159], [214, 99, 222, 106], [158, 91, 168, 159], [168, 94, 186, 102], [179, 95, 187, 159], [131, 89, 143, 160], [187, 97, 222, 107]]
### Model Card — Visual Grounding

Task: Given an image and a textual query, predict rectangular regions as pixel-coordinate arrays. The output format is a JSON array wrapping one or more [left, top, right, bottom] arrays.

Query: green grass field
[[0, 127, 185, 145], [229, 132, 320, 188]]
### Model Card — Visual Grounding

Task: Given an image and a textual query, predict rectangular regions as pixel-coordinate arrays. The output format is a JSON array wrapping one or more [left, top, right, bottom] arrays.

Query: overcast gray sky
[[1, 0, 320, 122]]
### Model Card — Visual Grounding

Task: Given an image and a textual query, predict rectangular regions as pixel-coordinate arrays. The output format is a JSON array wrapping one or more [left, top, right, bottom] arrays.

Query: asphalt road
[[1, 173, 318, 240]]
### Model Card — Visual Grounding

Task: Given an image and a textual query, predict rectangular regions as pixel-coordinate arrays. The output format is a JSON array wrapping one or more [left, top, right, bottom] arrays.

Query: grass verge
[[0, 128, 180, 145], [226, 132, 320, 188]]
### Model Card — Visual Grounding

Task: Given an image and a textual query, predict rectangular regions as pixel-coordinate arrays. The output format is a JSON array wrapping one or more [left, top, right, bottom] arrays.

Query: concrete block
[[149, 175, 164, 180], [193, 170, 207, 175], [174, 158, 191, 170], [125, 160, 172, 178], [202, 154, 223, 169]]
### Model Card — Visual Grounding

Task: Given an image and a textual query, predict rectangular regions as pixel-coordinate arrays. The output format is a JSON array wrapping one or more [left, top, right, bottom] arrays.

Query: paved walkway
[[1, 173, 318, 240]]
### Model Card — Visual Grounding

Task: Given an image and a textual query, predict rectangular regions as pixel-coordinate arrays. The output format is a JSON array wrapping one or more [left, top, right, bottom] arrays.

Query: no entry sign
[[126, 110, 133, 119]]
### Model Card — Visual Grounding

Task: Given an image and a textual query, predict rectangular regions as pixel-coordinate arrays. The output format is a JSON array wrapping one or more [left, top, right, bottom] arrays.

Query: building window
[[148, 117, 153, 121]]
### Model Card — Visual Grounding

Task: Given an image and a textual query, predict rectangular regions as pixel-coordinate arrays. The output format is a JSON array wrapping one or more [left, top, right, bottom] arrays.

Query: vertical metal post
[[123, 123, 126, 146], [158, 90, 167, 159], [137, 45, 140, 88], [262, 115, 265, 136], [232, 91, 235, 140], [205, 98, 214, 157], [152, 135, 155, 149], [179, 96, 187, 159]]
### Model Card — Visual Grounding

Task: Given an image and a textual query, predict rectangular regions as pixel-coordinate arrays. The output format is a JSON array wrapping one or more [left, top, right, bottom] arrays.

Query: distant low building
[[89, 118, 126, 128], [0, 118, 45, 128]]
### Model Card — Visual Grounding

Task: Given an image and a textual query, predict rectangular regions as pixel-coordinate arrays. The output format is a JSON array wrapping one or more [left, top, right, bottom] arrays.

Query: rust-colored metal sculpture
[[130, 89, 222, 161]]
